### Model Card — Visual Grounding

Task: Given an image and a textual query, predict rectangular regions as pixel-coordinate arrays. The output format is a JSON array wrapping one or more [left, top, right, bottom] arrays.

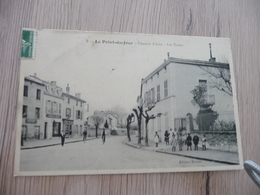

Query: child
[[201, 134, 207, 151], [171, 135, 177, 152], [154, 132, 160, 147]]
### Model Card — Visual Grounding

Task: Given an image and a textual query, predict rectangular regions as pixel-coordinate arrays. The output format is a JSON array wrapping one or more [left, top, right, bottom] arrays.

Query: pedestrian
[[169, 128, 173, 145], [171, 134, 177, 152], [164, 130, 170, 145], [61, 130, 66, 146], [193, 133, 199, 150], [186, 133, 192, 151], [154, 131, 160, 147], [83, 130, 87, 143], [202, 134, 207, 151], [102, 129, 106, 144], [178, 133, 184, 151]]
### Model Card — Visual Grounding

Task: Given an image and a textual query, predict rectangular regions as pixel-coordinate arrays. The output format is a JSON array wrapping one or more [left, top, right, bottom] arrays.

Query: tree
[[109, 105, 127, 127], [196, 109, 219, 131], [90, 114, 104, 137], [126, 113, 135, 141], [133, 106, 143, 145], [199, 57, 232, 96], [191, 85, 219, 131], [142, 104, 156, 146]]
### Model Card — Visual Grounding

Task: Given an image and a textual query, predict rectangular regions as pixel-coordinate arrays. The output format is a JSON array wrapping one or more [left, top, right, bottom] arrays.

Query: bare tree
[[133, 106, 143, 145], [142, 104, 156, 146], [126, 113, 135, 141], [90, 114, 104, 137], [199, 57, 232, 96], [109, 105, 127, 127]]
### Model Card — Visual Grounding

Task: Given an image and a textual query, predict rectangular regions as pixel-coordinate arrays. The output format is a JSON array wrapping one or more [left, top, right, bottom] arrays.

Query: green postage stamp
[[21, 29, 36, 59]]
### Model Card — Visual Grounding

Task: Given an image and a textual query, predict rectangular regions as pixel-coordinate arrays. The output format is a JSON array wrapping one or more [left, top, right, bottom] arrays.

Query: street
[[20, 136, 223, 172]]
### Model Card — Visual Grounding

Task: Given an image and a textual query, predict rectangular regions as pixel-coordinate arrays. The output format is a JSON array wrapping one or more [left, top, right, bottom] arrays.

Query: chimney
[[209, 43, 216, 62], [164, 59, 166, 62], [167, 52, 170, 59], [34, 73, 37, 77], [51, 81, 56, 86], [66, 84, 70, 94], [75, 93, 81, 98]]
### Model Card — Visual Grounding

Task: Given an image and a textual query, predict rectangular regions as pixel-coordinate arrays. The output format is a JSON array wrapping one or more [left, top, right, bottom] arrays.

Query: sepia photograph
[[15, 29, 243, 176]]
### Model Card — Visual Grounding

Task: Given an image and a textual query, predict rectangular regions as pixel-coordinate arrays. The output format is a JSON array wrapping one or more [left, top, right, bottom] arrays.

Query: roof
[[25, 77, 45, 86], [141, 57, 230, 84], [63, 93, 86, 103]]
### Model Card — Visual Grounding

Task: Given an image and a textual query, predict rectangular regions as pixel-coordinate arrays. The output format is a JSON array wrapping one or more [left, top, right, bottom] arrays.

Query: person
[[102, 129, 106, 144], [202, 134, 207, 151], [164, 130, 170, 145], [178, 134, 184, 151], [171, 134, 177, 152], [169, 129, 173, 145], [193, 133, 199, 150], [61, 130, 66, 146], [186, 133, 192, 150], [83, 130, 87, 143], [154, 132, 160, 147]]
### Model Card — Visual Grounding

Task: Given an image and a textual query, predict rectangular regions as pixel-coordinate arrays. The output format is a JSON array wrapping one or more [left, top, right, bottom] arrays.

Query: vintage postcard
[[14, 29, 243, 176]]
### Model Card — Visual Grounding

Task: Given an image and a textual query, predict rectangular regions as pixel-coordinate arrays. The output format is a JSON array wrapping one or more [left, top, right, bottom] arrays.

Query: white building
[[22, 74, 87, 140], [140, 51, 235, 140], [63, 84, 86, 137]]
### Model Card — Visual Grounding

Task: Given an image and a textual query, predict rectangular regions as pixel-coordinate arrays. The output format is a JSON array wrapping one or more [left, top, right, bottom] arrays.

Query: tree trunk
[[126, 124, 131, 141], [138, 120, 141, 145], [145, 121, 148, 146], [95, 126, 98, 137]]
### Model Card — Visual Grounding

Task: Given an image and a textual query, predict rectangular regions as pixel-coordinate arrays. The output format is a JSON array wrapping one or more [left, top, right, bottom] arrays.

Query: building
[[63, 84, 86, 137], [22, 75, 45, 140], [140, 46, 235, 140], [22, 74, 87, 140]]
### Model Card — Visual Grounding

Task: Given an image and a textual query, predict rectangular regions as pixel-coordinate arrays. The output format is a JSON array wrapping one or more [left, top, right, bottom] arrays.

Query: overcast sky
[[21, 30, 232, 117]]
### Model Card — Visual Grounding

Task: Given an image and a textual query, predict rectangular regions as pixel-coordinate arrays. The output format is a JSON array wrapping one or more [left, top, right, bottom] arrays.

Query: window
[[46, 100, 52, 114], [68, 98, 70, 104], [59, 103, 61, 114], [22, 105, 27, 118], [76, 101, 78, 106], [80, 102, 82, 107], [36, 89, 41, 100], [35, 107, 40, 119], [24, 86, 28, 97], [199, 79, 207, 91], [76, 110, 81, 119], [157, 85, 160, 101], [66, 108, 71, 118], [53, 102, 59, 114], [164, 80, 168, 97], [151, 88, 155, 104]]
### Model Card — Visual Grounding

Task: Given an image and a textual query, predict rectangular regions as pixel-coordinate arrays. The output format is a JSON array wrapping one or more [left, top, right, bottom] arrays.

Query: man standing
[[193, 133, 199, 150], [61, 130, 66, 146], [102, 129, 106, 144], [83, 130, 87, 143]]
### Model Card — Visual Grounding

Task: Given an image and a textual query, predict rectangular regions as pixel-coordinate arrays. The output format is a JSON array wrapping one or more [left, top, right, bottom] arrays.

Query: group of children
[[154, 130, 207, 152]]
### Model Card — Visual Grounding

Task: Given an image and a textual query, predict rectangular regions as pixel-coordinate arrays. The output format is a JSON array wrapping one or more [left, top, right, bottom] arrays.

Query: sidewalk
[[124, 136, 239, 165], [21, 136, 97, 150]]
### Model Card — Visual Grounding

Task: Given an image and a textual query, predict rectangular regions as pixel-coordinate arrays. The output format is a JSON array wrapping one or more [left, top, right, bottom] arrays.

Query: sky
[[21, 30, 232, 117]]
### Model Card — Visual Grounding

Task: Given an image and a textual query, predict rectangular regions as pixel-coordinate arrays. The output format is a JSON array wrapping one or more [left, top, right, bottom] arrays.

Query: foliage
[[212, 120, 236, 131], [90, 114, 104, 137], [190, 85, 208, 108], [196, 109, 219, 131]]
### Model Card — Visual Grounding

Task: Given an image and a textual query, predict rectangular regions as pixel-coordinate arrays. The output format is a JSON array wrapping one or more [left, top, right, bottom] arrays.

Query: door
[[44, 122, 47, 139]]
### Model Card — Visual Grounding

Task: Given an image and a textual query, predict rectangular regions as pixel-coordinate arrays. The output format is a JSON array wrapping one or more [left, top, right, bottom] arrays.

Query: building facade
[[140, 53, 235, 140], [22, 74, 87, 140]]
